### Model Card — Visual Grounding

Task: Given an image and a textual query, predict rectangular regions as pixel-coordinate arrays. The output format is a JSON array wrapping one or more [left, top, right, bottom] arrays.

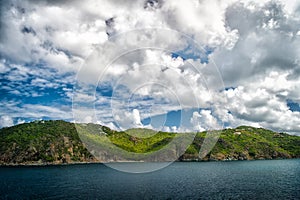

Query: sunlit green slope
[[0, 120, 299, 164]]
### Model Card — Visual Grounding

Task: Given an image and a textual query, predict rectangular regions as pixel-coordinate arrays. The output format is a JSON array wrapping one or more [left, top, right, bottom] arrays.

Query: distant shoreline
[[1, 158, 299, 167]]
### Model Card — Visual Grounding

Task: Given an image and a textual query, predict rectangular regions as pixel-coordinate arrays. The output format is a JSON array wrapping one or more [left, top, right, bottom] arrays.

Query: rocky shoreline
[[1, 157, 299, 167]]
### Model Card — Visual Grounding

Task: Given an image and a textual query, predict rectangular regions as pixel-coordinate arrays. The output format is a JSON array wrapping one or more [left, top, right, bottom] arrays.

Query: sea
[[0, 159, 299, 199]]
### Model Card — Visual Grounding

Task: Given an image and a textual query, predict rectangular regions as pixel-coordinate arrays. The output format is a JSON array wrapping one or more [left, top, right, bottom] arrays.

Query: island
[[0, 120, 299, 165]]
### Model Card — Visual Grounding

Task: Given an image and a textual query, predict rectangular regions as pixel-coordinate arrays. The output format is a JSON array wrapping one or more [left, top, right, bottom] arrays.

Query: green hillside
[[0, 120, 299, 165]]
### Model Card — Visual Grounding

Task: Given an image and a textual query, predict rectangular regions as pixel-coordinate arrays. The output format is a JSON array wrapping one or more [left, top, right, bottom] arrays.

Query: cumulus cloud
[[112, 109, 144, 130], [132, 109, 142, 126], [0, 116, 14, 128], [191, 110, 222, 132], [218, 71, 300, 134], [212, 0, 300, 86], [1, 0, 300, 135], [16, 118, 26, 125]]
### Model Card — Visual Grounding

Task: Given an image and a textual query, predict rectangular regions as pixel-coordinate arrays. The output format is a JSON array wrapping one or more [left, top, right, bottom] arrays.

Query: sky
[[0, 0, 300, 135]]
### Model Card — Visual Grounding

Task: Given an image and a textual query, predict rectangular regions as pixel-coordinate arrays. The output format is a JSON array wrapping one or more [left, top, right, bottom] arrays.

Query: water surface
[[1, 159, 300, 199]]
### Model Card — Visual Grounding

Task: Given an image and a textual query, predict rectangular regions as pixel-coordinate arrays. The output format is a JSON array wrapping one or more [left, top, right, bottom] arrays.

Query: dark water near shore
[[0, 159, 300, 199]]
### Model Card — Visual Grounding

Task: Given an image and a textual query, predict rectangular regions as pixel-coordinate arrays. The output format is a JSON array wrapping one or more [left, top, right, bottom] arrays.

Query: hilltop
[[0, 120, 299, 165]]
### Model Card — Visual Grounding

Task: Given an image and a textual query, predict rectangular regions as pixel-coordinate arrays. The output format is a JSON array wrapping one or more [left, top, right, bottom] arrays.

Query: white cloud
[[0, 116, 14, 128], [113, 109, 145, 130], [16, 118, 26, 125], [1, 0, 300, 135], [132, 109, 142, 126], [212, 0, 300, 87], [216, 71, 300, 134], [0, 101, 72, 122], [191, 110, 222, 132], [161, 0, 239, 49]]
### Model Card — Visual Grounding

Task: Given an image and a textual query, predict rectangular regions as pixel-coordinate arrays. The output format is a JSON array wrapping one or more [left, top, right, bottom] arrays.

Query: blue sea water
[[0, 159, 300, 199]]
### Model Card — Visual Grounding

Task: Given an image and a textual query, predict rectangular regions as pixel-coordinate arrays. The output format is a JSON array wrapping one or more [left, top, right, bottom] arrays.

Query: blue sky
[[1, 0, 300, 135]]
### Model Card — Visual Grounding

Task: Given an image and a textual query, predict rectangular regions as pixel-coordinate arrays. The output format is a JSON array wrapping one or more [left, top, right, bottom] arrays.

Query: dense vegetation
[[0, 120, 95, 164], [0, 120, 299, 165], [183, 126, 300, 161]]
